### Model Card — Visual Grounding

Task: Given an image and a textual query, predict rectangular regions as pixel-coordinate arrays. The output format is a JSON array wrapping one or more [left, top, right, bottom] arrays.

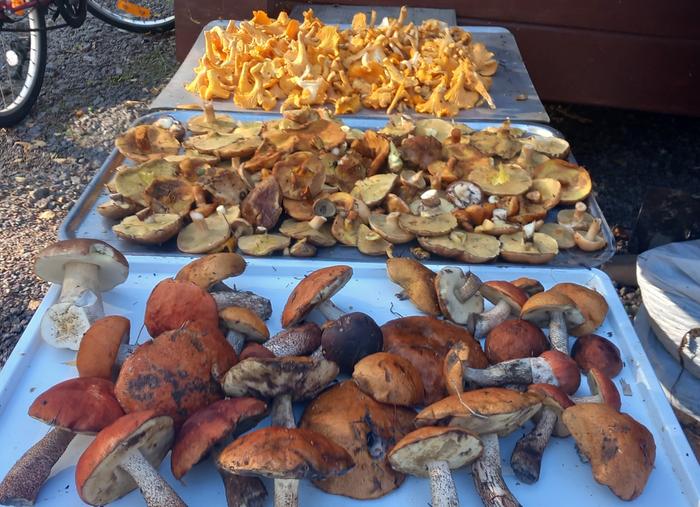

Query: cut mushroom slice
[[399, 212, 457, 237], [281, 265, 353, 327], [574, 218, 607, 251], [534, 159, 592, 204], [76, 411, 186, 507], [351, 173, 398, 206], [557, 202, 594, 231], [388, 427, 483, 507], [369, 212, 415, 244], [562, 404, 655, 501], [416, 388, 542, 507], [418, 231, 500, 263], [177, 210, 231, 254], [115, 124, 180, 162], [357, 223, 392, 256], [279, 217, 336, 247], [434, 267, 484, 325], [114, 160, 179, 207], [499, 225, 559, 265], [468, 163, 532, 196], [218, 426, 353, 507], [538, 223, 576, 249], [521, 290, 585, 354], [386, 258, 440, 315], [187, 103, 237, 134], [521, 136, 570, 159], [0, 378, 124, 506], [238, 233, 291, 256]]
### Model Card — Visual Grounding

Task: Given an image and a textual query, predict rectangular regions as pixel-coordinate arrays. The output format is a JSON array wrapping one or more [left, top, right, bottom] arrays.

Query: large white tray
[[0, 258, 698, 507]]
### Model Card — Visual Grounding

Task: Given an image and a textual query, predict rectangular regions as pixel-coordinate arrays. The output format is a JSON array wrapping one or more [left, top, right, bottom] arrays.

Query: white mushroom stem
[[573, 202, 587, 221], [190, 211, 208, 232], [426, 460, 459, 507], [270, 394, 299, 507], [584, 218, 601, 241], [316, 299, 345, 321], [470, 300, 511, 338], [120, 450, 187, 507], [510, 407, 557, 484], [473, 433, 522, 507], [225, 330, 246, 355], [203, 102, 216, 124], [0, 428, 75, 505], [308, 215, 327, 231], [548, 310, 569, 354], [58, 261, 100, 303], [522, 222, 536, 242], [421, 189, 441, 207], [270, 394, 295, 429], [455, 275, 481, 303], [462, 357, 556, 388], [274, 479, 298, 507]]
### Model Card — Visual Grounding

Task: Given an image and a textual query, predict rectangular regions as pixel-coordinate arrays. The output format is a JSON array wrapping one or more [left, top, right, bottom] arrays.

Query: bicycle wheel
[[0, 7, 47, 128], [87, 0, 173, 33]]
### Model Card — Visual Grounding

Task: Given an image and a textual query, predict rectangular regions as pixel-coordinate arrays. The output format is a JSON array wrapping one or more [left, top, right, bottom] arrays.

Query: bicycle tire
[[0, 7, 47, 128], [86, 0, 174, 33]]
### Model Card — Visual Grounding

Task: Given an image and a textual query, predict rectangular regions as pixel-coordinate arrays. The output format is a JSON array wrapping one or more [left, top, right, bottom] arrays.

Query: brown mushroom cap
[[29, 377, 124, 433], [222, 356, 339, 401], [562, 404, 655, 501], [540, 350, 582, 395], [382, 316, 488, 404], [499, 231, 559, 264], [418, 231, 500, 263], [219, 306, 270, 343], [527, 383, 574, 437], [571, 335, 623, 378], [218, 426, 353, 480], [416, 387, 542, 437], [240, 176, 283, 230], [351, 173, 398, 206], [300, 380, 416, 499], [171, 398, 268, 479], [175, 253, 246, 290], [520, 290, 586, 332], [485, 320, 549, 364], [115, 125, 180, 162], [388, 426, 483, 477], [281, 265, 353, 327], [533, 159, 592, 204], [321, 312, 383, 373], [550, 283, 609, 337], [352, 352, 424, 406], [238, 233, 291, 256], [76, 411, 175, 506], [144, 278, 219, 338], [239, 342, 276, 360], [480, 281, 528, 314], [386, 258, 440, 316], [511, 277, 544, 297], [586, 368, 622, 411], [113, 213, 182, 245], [76, 316, 130, 380], [443, 341, 491, 396], [115, 327, 226, 427], [398, 212, 457, 237]]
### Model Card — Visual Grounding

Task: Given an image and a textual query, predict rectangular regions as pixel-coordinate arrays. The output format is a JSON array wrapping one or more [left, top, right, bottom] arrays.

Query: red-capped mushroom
[[571, 368, 621, 410]]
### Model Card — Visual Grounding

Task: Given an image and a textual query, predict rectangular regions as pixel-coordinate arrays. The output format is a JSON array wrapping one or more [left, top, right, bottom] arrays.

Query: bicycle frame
[[0, 0, 47, 22]]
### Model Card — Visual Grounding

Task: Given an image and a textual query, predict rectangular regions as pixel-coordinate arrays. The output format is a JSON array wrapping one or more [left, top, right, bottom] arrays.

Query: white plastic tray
[[0, 258, 698, 507]]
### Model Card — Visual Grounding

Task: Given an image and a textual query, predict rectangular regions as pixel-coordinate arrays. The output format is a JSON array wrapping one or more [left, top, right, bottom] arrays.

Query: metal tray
[[0, 258, 697, 506], [150, 21, 549, 123], [59, 111, 615, 267]]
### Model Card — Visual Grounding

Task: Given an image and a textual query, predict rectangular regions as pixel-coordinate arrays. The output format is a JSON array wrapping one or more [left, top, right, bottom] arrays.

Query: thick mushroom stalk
[[473, 433, 521, 507], [427, 461, 458, 507], [469, 281, 528, 338], [548, 310, 568, 354], [510, 408, 557, 484], [120, 451, 186, 507], [470, 300, 511, 337], [316, 299, 346, 321], [270, 393, 295, 429], [521, 290, 585, 355]]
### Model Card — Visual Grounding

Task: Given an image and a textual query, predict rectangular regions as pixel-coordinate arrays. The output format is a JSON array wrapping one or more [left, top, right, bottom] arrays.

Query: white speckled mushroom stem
[[270, 394, 295, 429], [225, 330, 246, 355], [570, 394, 602, 404], [462, 357, 556, 388], [472, 300, 511, 337], [548, 310, 569, 354], [510, 407, 557, 484], [120, 450, 187, 507], [472, 433, 522, 507], [274, 479, 298, 507], [0, 427, 75, 506], [317, 299, 345, 321], [427, 460, 458, 507]]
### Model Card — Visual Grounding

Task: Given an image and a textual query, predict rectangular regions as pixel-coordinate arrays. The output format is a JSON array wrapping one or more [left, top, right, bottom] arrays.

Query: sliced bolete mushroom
[[434, 267, 484, 325], [571, 334, 622, 377], [562, 403, 655, 501], [534, 159, 592, 204], [238, 233, 291, 256], [289, 238, 317, 257], [34, 239, 129, 350], [352, 352, 423, 406], [281, 265, 353, 327], [0, 378, 124, 506], [386, 257, 440, 315], [113, 213, 182, 245], [520, 289, 585, 354], [75, 411, 186, 507], [388, 426, 483, 507]]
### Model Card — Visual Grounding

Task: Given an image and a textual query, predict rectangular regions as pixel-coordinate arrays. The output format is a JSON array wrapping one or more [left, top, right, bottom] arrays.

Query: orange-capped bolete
[[281, 265, 353, 327]]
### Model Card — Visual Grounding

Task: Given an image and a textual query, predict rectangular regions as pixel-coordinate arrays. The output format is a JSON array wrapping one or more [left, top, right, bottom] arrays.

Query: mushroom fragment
[[461, 350, 581, 395], [76, 316, 131, 380], [352, 352, 423, 406], [75, 411, 186, 507], [386, 258, 440, 315], [571, 334, 622, 377], [289, 238, 317, 257], [357, 223, 392, 255], [557, 201, 594, 231], [0, 378, 124, 506], [520, 290, 585, 354], [522, 136, 570, 159], [388, 427, 483, 507], [570, 368, 621, 410], [281, 265, 353, 327], [279, 217, 337, 247], [351, 173, 398, 206], [369, 212, 415, 244], [416, 388, 542, 507], [538, 222, 576, 249], [34, 239, 129, 350], [574, 218, 607, 251], [218, 426, 354, 507], [562, 404, 655, 500], [434, 267, 484, 325]]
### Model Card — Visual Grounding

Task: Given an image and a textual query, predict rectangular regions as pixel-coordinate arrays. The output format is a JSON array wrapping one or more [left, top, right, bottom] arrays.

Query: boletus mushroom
[[469, 280, 529, 338], [0, 378, 124, 506], [534, 159, 592, 204], [520, 289, 585, 354], [113, 213, 182, 245], [76, 315, 131, 380], [434, 267, 484, 326], [571, 334, 622, 377], [570, 368, 621, 410], [386, 258, 440, 315], [281, 265, 353, 327], [319, 312, 383, 373], [352, 352, 423, 406], [499, 222, 559, 265], [485, 319, 549, 364]]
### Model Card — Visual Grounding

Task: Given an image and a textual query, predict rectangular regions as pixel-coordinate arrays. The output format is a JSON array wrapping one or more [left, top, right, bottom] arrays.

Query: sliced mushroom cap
[[418, 231, 500, 263], [534, 159, 592, 204], [352, 352, 424, 406], [562, 404, 655, 501], [279, 218, 336, 247], [386, 258, 440, 315], [469, 129, 521, 159], [114, 160, 179, 207], [113, 213, 181, 245], [415, 118, 472, 143], [115, 125, 180, 162], [369, 213, 415, 244], [273, 151, 326, 200], [281, 265, 353, 327], [351, 173, 398, 206], [357, 223, 392, 256], [522, 136, 570, 159], [238, 233, 291, 256], [550, 283, 609, 336], [434, 267, 484, 325], [538, 223, 576, 249], [468, 163, 532, 196], [499, 231, 559, 264], [175, 252, 246, 289], [399, 212, 457, 237], [177, 212, 231, 254]]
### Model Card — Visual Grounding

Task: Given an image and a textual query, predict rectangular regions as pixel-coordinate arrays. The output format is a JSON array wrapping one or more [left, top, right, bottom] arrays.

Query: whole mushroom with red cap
[[460, 350, 581, 395], [34, 239, 129, 350], [75, 410, 187, 507], [571, 334, 622, 378], [571, 368, 621, 410], [510, 384, 574, 484], [0, 377, 124, 506], [521, 290, 585, 354], [281, 265, 353, 327], [484, 319, 549, 364]]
